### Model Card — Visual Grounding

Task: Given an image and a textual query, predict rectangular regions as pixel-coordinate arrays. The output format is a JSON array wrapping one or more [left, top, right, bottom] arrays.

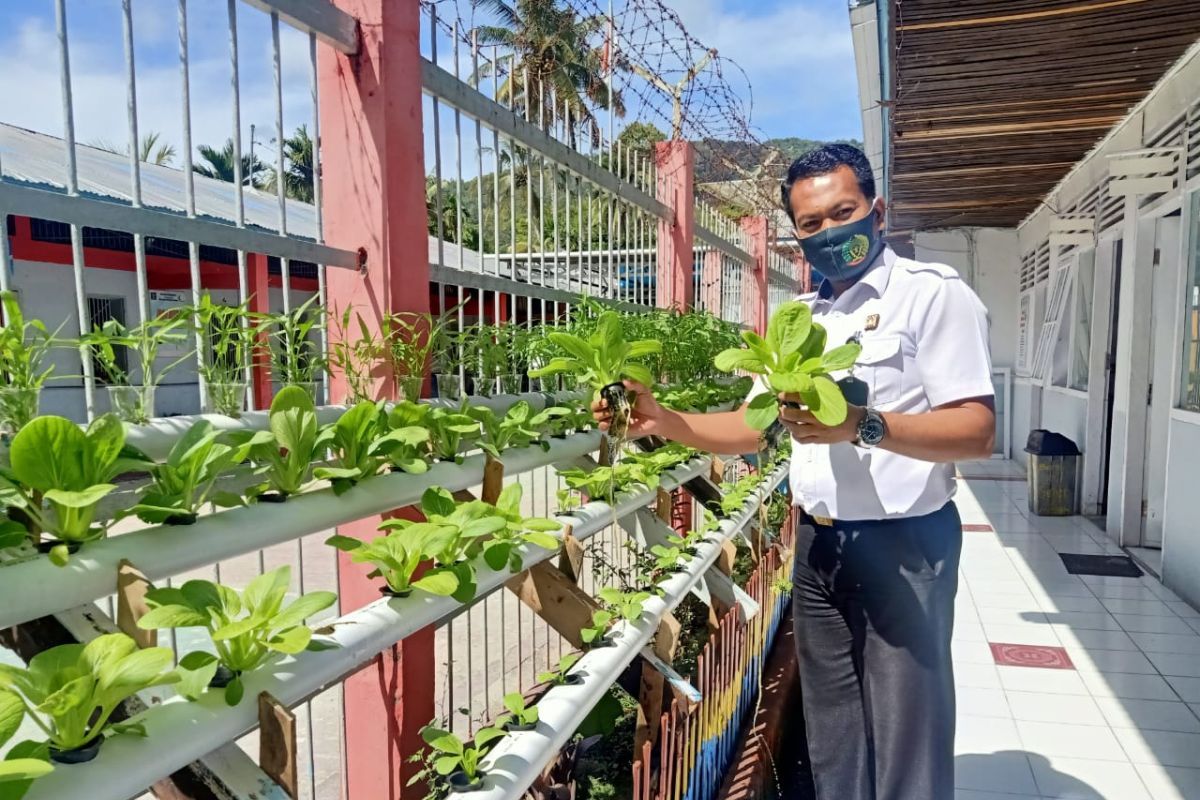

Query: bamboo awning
[[887, 0, 1200, 232]]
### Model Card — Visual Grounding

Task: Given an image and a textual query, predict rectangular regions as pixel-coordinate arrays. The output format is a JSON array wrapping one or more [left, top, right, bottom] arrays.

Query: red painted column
[[320, 2, 434, 798], [654, 141, 695, 311], [740, 217, 769, 334], [793, 251, 812, 294], [247, 253, 273, 408]]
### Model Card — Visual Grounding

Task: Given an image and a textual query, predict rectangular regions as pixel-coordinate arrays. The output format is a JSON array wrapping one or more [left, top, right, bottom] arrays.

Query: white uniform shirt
[[749, 247, 994, 521]]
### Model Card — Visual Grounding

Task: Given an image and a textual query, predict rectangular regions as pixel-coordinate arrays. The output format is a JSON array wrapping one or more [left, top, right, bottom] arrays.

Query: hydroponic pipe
[[457, 461, 791, 800], [19, 456, 719, 800], [0, 431, 604, 631]]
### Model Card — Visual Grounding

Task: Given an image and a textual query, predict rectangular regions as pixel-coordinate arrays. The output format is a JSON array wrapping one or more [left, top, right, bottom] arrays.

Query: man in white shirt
[[593, 144, 995, 799]]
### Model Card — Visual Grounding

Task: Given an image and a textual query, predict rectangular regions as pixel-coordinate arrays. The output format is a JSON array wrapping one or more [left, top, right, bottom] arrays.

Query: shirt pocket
[[856, 334, 905, 406]]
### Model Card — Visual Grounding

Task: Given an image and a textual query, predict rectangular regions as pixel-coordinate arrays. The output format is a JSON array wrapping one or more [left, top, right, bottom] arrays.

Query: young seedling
[[128, 421, 270, 524], [137, 565, 337, 706], [598, 587, 653, 623], [528, 311, 661, 441], [0, 290, 61, 437], [579, 609, 615, 649], [477, 483, 562, 572], [414, 488, 509, 603], [535, 653, 582, 687], [470, 401, 544, 458], [714, 300, 860, 430], [649, 543, 690, 577], [0, 414, 145, 564], [0, 633, 179, 764], [407, 723, 505, 794], [496, 692, 539, 732], [529, 405, 573, 439], [378, 401, 433, 474], [245, 386, 332, 501]]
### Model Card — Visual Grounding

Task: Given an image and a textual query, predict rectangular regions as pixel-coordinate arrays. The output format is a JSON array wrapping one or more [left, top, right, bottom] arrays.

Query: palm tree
[[193, 139, 271, 188], [262, 126, 315, 203], [88, 131, 177, 166], [473, 0, 624, 149]]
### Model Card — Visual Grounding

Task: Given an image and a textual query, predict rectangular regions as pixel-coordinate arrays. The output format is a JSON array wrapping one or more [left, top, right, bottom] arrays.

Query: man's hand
[[778, 392, 866, 445], [591, 380, 666, 438]]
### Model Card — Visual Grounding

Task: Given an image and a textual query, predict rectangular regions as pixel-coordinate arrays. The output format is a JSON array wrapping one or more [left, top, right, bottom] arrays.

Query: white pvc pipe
[[19, 456, 722, 800], [0, 433, 604, 631], [459, 461, 791, 800]]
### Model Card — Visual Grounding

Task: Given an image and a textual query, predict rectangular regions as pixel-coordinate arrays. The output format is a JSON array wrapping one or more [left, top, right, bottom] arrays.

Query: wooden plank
[[635, 613, 682, 753], [505, 562, 599, 648], [481, 455, 504, 505], [557, 528, 585, 583], [258, 693, 298, 800], [116, 560, 157, 650]]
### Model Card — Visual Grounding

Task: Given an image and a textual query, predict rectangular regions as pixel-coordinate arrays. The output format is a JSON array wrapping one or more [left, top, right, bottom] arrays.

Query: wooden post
[[258, 693, 299, 800], [321, 1, 434, 795], [481, 455, 504, 505], [635, 612, 681, 753], [505, 563, 600, 649], [557, 528, 586, 582], [655, 141, 696, 311], [116, 560, 156, 649]]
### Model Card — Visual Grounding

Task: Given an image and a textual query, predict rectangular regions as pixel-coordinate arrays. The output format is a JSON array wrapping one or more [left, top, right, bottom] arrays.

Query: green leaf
[[137, 605, 209, 630], [211, 617, 258, 642], [483, 543, 511, 572], [8, 417, 86, 491], [744, 393, 780, 431], [0, 691, 24, 749], [622, 363, 654, 387], [766, 372, 807, 394], [271, 591, 337, 630], [523, 531, 561, 551], [43, 484, 115, 509], [474, 725, 505, 749], [47, 545, 70, 567], [224, 675, 245, 706], [265, 626, 313, 654], [502, 693, 525, 716], [411, 569, 459, 597], [0, 758, 52, 784], [242, 565, 291, 617], [325, 534, 363, 553], [176, 651, 219, 700], [739, 331, 773, 365], [420, 487, 457, 519], [820, 343, 861, 372], [433, 755, 460, 776], [713, 348, 766, 374], [810, 375, 849, 426], [422, 727, 464, 755], [767, 302, 812, 357]]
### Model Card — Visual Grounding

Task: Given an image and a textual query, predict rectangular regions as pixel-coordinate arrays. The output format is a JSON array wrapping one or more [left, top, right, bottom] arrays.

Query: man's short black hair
[[780, 144, 876, 224]]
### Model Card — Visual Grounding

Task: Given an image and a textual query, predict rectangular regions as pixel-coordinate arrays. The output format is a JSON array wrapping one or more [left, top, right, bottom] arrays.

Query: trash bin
[[1024, 430, 1081, 516]]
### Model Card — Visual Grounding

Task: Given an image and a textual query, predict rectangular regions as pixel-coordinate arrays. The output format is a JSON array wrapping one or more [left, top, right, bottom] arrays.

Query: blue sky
[[0, 0, 861, 177]]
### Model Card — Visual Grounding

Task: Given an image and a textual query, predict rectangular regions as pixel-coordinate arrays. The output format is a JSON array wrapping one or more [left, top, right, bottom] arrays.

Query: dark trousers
[[792, 502, 962, 800]]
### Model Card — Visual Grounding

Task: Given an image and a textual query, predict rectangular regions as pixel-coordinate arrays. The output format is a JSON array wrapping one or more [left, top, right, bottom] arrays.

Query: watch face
[[860, 413, 886, 445]]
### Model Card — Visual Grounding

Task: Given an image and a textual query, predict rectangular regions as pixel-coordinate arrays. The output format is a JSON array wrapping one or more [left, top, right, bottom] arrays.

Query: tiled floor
[[953, 459, 1200, 800]]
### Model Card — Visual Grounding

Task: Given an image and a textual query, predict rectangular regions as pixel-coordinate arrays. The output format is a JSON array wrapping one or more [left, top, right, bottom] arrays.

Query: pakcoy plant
[[598, 587, 653, 623], [714, 300, 860, 430], [473, 483, 562, 573], [0, 290, 60, 437], [0, 686, 52, 797], [137, 565, 337, 706], [312, 400, 393, 493], [579, 608, 615, 649], [496, 692, 539, 732], [0, 633, 179, 764], [529, 405, 574, 439], [412, 488, 508, 603], [470, 401, 544, 459], [326, 521, 462, 599], [425, 403, 480, 464], [379, 401, 433, 475], [127, 421, 270, 524], [0, 414, 144, 565], [535, 653, 582, 687], [527, 310, 661, 441], [245, 386, 333, 502], [407, 722, 505, 795], [82, 313, 192, 424]]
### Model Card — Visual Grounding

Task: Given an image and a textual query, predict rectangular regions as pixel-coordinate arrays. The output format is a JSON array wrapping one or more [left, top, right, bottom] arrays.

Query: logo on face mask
[[841, 234, 871, 267]]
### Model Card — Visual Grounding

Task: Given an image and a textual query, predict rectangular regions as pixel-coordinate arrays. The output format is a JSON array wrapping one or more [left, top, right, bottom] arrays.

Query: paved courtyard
[[953, 459, 1200, 800]]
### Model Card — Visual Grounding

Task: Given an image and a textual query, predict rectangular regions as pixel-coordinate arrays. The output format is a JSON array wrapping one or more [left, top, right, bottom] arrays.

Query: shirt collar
[[814, 246, 896, 304]]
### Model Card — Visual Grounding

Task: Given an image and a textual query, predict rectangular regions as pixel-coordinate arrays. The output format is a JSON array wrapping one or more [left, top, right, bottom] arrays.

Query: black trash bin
[[1024, 430, 1081, 516]]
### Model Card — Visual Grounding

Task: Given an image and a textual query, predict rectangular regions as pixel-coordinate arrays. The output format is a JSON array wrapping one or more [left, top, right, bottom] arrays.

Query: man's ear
[[873, 197, 888, 231]]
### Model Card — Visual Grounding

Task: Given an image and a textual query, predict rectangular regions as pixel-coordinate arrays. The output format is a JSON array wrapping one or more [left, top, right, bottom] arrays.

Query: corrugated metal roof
[[0, 123, 318, 240]]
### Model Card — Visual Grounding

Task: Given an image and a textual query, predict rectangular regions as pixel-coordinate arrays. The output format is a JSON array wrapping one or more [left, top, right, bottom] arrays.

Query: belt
[[801, 509, 835, 527]]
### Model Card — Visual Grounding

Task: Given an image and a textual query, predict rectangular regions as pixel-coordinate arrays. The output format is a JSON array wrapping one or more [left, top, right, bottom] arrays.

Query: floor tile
[[1132, 762, 1200, 800], [1063, 647, 1156, 675], [1144, 652, 1200, 678], [1164, 601, 1200, 620], [958, 686, 1012, 718], [1126, 632, 1200, 655], [958, 714, 1022, 752], [976, 592, 1042, 611], [956, 622, 990, 642], [1143, 582, 1183, 604], [1015, 720, 1127, 761], [1053, 628, 1139, 652], [1093, 697, 1200, 734], [957, 662, 1003, 690], [970, 578, 1045, 595], [1113, 614, 1195, 635], [1039, 595, 1108, 614], [998, 665, 1090, 696], [1080, 671, 1179, 702], [1114, 728, 1200, 768], [954, 751, 1039, 795], [1029, 755, 1151, 799], [1006, 691, 1106, 726], [985, 624, 1063, 647], [1164, 676, 1200, 703], [954, 791, 1042, 800], [1045, 612, 1124, 632], [980, 607, 1050, 625], [955, 639, 1000, 665], [1099, 598, 1174, 617], [1083, 584, 1161, 602]]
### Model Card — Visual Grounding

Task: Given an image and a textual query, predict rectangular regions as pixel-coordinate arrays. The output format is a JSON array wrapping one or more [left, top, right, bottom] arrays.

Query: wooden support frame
[[634, 612, 681, 753], [258, 693, 299, 800], [116, 559, 156, 649], [505, 562, 600, 649]]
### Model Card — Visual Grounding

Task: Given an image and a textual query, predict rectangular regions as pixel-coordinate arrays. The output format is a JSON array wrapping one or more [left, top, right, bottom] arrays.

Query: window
[[1181, 198, 1200, 411], [87, 296, 127, 385], [1070, 251, 1095, 390]]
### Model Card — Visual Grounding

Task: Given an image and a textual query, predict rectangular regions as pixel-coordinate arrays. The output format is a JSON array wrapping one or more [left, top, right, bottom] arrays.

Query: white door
[[1141, 216, 1180, 547]]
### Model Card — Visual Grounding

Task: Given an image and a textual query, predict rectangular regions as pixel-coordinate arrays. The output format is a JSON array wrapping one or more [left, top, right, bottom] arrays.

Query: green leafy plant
[[530, 405, 574, 438], [127, 421, 268, 524], [536, 653, 581, 686], [312, 400, 392, 493], [598, 587, 652, 623], [0, 689, 52, 797], [329, 306, 380, 404], [137, 565, 337, 706], [410, 488, 509, 603], [407, 723, 504, 794], [497, 692, 539, 731], [82, 314, 192, 424], [475, 484, 562, 573], [379, 401, 433, 474], [262, 295, 327, 393], [381, 308, 457, 400], [0, 414, 142, 564], [192, 294, 260, 416], [470, 401, 543, 458], [580, 609, 614, 647], [246, 385, 332, 501], [714, 301, 859, 430], [0, 291, 60, 436], [326, 522, 462, 599], [425, 404, 480, 463], [0, 633, 179, 759], [649, 543, 690, 577]]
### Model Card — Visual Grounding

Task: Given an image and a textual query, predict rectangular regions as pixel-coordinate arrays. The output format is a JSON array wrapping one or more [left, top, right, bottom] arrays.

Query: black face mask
[[798, 202, 884, 283]]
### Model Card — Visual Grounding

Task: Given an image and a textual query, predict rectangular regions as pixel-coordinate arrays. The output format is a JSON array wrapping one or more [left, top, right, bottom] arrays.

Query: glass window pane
[[1070, 253, 1095, 391], [1182, 199, 1200, 412]]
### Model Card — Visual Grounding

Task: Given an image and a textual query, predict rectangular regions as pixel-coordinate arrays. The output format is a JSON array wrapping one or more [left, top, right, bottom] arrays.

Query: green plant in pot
[[471, 483, 561, 573], [312, 400, 394, 493], [527, 311, 661, 442], [0, 632, 179, 764], [0, 414, 145, 565], [381, 309, 456, 402], [329, 306, 381, 404], [713, 301, 859, 430], [462, 323, 509, 397], [379, 401, 432, 475], [496, 692, 538, 732], [411, 488, 509, 603], [245, 385, 333, 502], [579, 608, 615, 649], [262, 295, 327, 401], [536, 653, 582, 687], [0, 689, 52, 796], [137, 565, 337, 706], [82, 313, 191, 424], [126, 421, 270, 525], [426, 404, 480, 464], [407, 722, 504, 795], [470, 401, 544, 458], [0, 291, 60, 438], [192, 294, 259, 418], [326, 521, 462, 599]]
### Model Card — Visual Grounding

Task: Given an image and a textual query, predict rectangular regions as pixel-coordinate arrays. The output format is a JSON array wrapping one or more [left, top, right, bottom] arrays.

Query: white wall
[[10, 260, 316, 422], [1162, 413, 1200, 607], [1012, 380, 1040, 468], [914, 228, 1020, 369], [1041, 388, 1089, 451]]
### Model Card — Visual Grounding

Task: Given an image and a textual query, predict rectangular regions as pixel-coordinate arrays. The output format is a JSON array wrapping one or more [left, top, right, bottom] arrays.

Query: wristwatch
[[855, 408, 887, 448]]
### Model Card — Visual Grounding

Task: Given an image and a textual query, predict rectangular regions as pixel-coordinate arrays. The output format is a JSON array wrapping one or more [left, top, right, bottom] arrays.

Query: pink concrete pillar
[[654, 141, 695, 311], [702, 249, 721, 314], [740, 216, 769, 334], [793, 251, 812, 294], [247, 253, 273, 409], [320, 2, 434, 797]]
